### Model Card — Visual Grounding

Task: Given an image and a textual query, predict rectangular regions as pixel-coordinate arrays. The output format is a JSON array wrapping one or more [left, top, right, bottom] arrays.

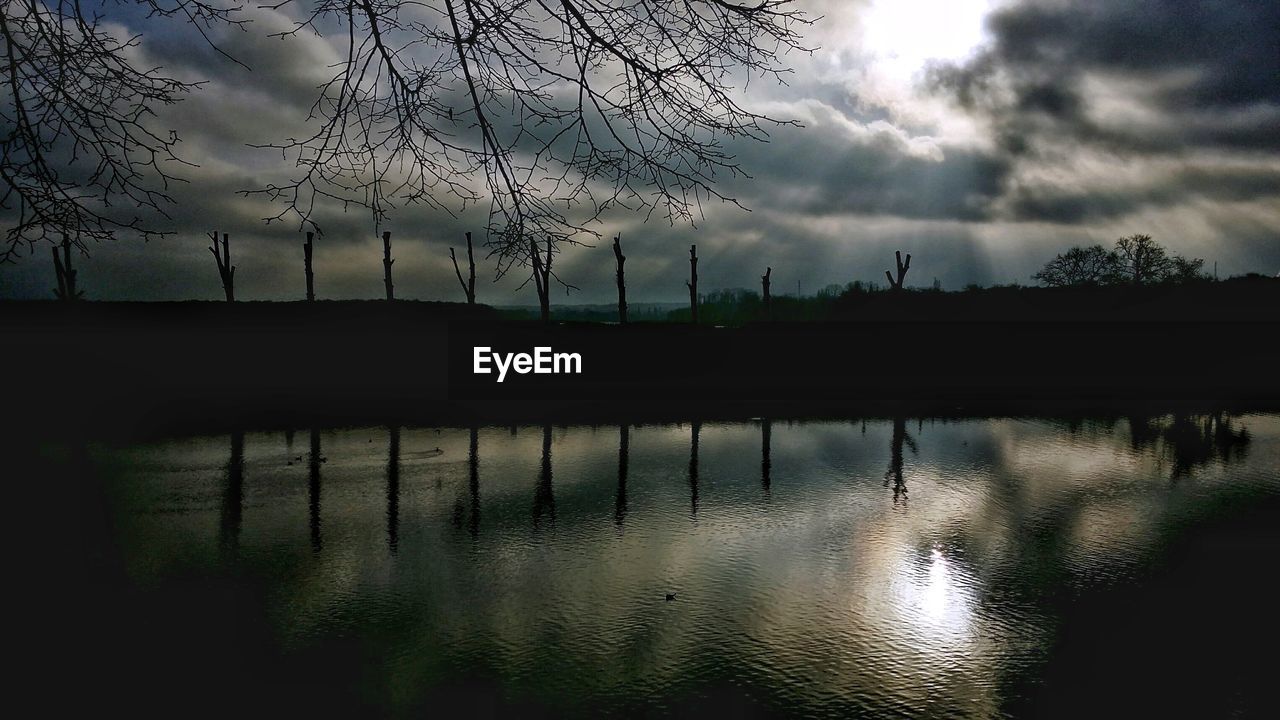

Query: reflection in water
[[533, 424, 555, 528], [761, 418, 772, 495], [386, 426, 400, 554], [96, 412, 1280, 717], [218, 430, 244, 555], [886, 417, 915, 504], [615, 424, 629, 527], [689, 420, 700, 517], [1129, 412, 1251, 479], [309, 428, 322, 552], [468, 426, 480, 539]]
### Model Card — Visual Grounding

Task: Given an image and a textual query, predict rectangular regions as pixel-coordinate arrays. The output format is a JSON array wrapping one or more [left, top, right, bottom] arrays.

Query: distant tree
[[1167, 255, 1209, 283], [1034, 235, 1209, 287], [884, 250, 911, 290], [1114, 234, 1172, 285], [1032, 244, 1118, 287]]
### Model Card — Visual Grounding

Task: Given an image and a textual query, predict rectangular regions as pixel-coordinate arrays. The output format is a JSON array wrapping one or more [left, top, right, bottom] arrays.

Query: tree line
[[41, 224, 1266, 328], [1032, 234, 1209, 287]]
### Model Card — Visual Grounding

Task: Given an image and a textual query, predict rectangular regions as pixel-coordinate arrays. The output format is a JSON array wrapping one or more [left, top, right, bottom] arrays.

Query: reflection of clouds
[[95, 414, 1280, 714]]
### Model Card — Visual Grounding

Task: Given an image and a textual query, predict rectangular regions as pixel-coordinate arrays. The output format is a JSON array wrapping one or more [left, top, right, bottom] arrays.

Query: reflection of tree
[[1128, 412, 1251, 479], [386, 426, 400, 554], [533, 424, 555, 529], [219, 430, 244, 555], [615, 425, 629, 527], [689, 421, 701, 517], [885, 417, 917, 504], [309, 428, 322, 552], [468, 426, 480, 540], [761, 418, 772, 495]]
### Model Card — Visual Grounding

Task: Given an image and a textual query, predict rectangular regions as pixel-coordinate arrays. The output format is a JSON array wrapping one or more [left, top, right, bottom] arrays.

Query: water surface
[[84, 413, 1280, 717]]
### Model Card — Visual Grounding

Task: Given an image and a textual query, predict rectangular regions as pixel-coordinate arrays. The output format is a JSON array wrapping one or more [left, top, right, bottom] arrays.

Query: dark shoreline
[[6, 300, 1278, 439]]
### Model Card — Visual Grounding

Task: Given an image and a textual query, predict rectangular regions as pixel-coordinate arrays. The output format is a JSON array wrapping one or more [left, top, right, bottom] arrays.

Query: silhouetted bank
[[5, 284, 1278, 437]]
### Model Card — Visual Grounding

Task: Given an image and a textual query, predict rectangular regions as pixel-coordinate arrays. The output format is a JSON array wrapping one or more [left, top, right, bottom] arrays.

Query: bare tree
[[303, 231, 316, 300], [686, 243, 698, 324], [381, 230, 395, 300], [1034, 235, 1207, 287], [252, 0, 812, 290], [1114, 234, 1171, 286], [450, 231, 477, 304], [208, 230, 234, 301], [530, 236, 551, 323], [885, 250, 910, 291], [761, 266, 771, 318], [51, 235, 82, 301], [612, 234, 627, 324], [1, 0, 243, 262], [1032, 244, 1118, 287]]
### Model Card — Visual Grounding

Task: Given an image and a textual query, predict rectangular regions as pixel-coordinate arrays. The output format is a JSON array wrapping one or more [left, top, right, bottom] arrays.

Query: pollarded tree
[[253, 0, 812, 285], [0, 0, 244, 262], [1032, 244, 1118, 287]]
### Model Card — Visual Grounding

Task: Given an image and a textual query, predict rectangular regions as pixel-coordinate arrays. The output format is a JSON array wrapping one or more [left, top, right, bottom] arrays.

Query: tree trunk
[[382, 231, 395, 301], [450, 231, 477, 304], [51, 235, 80, 302], [613, 234, 628, 324], [885, 250, 911, 291], [208, 231, 235, 302], [303, 231, 315, 301], [531, 237, 551, 323], [761, 266, 771, 319], [686, 244, 698, 324]]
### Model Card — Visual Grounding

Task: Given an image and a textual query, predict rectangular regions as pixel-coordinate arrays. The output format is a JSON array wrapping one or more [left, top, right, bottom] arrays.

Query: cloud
[[927, 0, 1280, 155], [3, 1, 1278, 301]]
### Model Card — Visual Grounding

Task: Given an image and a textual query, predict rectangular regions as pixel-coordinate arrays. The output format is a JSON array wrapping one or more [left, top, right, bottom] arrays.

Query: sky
[[2, 0, 1277, 302]]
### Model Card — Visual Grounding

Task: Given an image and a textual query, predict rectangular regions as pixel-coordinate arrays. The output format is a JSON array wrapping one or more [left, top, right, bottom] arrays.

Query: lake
[[67, 413, 1280, 717]]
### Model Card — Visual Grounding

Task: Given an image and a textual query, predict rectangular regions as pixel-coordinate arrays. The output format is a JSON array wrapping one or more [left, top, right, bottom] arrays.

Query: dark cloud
[[719, 119, 1012, 222], [929, 0, 1280, 154], [1006, 163, 1280, 223]]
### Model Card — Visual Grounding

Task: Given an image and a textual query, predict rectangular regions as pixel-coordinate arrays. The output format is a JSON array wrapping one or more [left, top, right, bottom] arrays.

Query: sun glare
[[862, 0, 993, 84]]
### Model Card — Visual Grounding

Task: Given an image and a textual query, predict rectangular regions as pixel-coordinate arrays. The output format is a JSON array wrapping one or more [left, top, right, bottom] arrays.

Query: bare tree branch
[[0, 0, 244, 261], [249, 0, 812, 284]]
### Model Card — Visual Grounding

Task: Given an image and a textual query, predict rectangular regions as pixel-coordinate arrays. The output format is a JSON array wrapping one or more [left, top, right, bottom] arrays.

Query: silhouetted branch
[[1, 0, 244, 261], [246, 0, 812, 276]]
